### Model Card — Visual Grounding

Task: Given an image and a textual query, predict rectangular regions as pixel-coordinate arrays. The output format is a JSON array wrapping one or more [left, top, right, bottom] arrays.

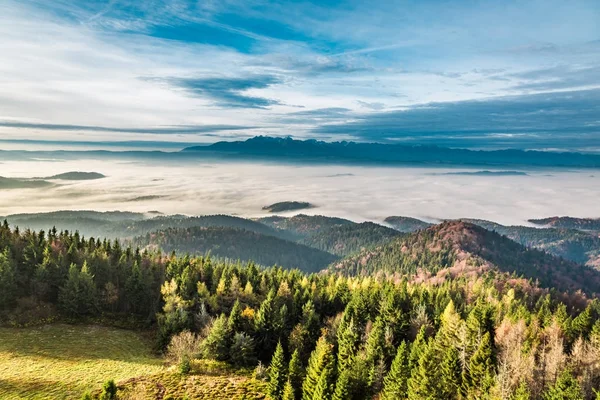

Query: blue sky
[[0, 0, 599, 150]]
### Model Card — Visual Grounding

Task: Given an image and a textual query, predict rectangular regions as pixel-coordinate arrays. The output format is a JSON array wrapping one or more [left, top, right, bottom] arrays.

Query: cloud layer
[[1, 156, 599, 226]]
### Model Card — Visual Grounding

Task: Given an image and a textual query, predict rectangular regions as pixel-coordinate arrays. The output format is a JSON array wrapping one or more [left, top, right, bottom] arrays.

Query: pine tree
[[288, 349, 303, 400], [543, 370, 583, 400], [312, 363, 335, 400], [202, 314, 231, 361], [512, 381, 531, 400], [268, 342, 287, 400], [381, 341, 410, 400], [440, 345, 461, 399], [332, 367, 352, 400], [302, 336, 334, 400], [407, 342, 441, 400], [464, 332, 495, 398], [337, 318, 359, 373], [283, 380, 296, 400], [409, 326, 427, 370]]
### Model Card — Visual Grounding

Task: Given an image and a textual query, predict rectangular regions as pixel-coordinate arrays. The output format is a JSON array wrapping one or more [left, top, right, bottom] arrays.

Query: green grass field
[[0, 324, 165, 399], [0, 324, 267, 400]]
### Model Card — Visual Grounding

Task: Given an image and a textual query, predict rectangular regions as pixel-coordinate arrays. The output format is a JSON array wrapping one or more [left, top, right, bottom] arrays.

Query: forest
[[1, 218, 600, 399]]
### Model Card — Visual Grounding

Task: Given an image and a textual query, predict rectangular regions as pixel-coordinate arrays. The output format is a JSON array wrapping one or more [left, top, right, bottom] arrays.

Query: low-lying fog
[[1, 157, 598, 225]]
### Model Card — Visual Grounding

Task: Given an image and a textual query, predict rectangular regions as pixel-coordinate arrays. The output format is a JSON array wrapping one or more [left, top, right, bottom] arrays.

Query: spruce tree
[[288, 349, 303, 400], [440, 346, 461, 399], [268, 342, 287, 400], [302, 336, 334, 400], [543, 370, 584, 400], [464, 332, 494, 397], [381, 341, 410, 400], [332, 367, 352, 400], [407, 342, 441, 400], [202, 314, 231, 361], [283, 380, 296, 400], [337, 318, 359, 373], [512, 381, 531, 400], [312, 363, 335, 400]]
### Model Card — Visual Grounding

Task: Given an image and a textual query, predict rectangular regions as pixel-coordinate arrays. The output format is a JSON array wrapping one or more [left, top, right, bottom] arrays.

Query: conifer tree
[[407, 342, 441, 400], [202, 314, 231, 361], [332, 367, 352, 400], [312, 362, 335, 400], [381, 341, 410, 400], [440, 345, 461, 399], [288, 349, 303, 400], [409, 326, 427, 370], [464, 332, 495, 398], [282, 380, 296, 400], [268, 342, 287, 400], [302, 336, 334, 400], [543, 370, 583, 400], [512, 381, 531, 400], [337, 318, 359, 373], [228, 299, 243, 332]]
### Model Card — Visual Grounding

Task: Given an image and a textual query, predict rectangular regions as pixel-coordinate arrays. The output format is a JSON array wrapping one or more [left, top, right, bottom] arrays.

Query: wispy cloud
[[165, 75, 282, 108], [0, 121, 256, 134]]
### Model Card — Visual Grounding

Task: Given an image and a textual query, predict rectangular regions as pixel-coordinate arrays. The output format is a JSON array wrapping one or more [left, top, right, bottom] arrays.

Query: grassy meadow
[[0, 324, 164, 399], [0, 324, 267, 400]]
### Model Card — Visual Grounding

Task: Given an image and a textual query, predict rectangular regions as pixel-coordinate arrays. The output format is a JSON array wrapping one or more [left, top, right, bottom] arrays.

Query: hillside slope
[[463, 219, 600, 267], [331, 221, 600, 294], [302, 221, 402, 256], [132, 226, 338, 273]]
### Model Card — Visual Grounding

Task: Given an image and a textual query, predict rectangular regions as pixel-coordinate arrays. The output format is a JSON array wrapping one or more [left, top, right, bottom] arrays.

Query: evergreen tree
[[283, 380, 296, 400], [543, 370, 583, 400], [59, 262, 97, 316], [302, 336, 334, 400], [512, 381, 531, 400], [0, 251, 16, 309], [381, 341, 410, 400], [464, 332, 494, 397], [288, 349, 304, 400], [440, 346, 461, 399], [229, 332, 256, 367], [312, 362, 335, 400], [228, 299, 243, 332], [337, 318, 359, 373], [407, 342, 441, 400], [332, 367, 351, 400], [268, 342, 287, 400], [202, 314, 231, 361]]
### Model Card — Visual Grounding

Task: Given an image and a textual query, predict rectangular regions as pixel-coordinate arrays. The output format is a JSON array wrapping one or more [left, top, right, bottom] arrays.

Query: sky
[[1, 0, 599, 150]]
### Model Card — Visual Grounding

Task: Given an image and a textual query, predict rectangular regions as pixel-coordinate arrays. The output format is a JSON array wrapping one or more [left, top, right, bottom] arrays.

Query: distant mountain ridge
[[182, 136, 600, 168]]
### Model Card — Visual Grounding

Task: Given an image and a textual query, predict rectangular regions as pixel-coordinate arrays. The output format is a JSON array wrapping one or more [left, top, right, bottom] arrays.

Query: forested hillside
[[131, 226, 338, 272], [464, 219, 600, 267], [332, 221, 600, 295], [383, 216, 433, 232], [301, 222, 402, 256], [529, 217, 600, 233], [256, 214, 354, 240], [1, 219, 600, 399], [3, 212, 295, 241]]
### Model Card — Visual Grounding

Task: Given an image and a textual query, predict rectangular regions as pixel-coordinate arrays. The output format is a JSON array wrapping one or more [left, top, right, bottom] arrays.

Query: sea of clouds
[[0, 156, 598, 226]]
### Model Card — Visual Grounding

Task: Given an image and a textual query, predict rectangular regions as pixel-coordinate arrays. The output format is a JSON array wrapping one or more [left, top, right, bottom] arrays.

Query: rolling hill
[[131, 226, 338, 272], [331, 220, 600, 294], [301, 221, 402, 256]]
